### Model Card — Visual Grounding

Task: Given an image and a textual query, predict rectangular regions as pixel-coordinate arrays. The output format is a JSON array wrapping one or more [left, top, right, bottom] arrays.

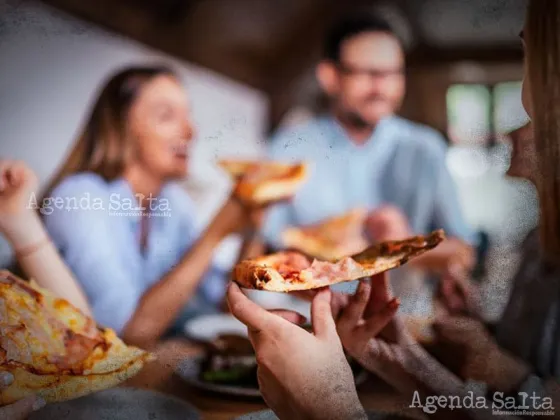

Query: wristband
[[15, 237, 51, 259]]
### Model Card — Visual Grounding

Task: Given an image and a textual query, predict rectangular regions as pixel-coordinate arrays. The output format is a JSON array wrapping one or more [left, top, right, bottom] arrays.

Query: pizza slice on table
[[218, 159, 308, 205], [281, 208, 369, 260], [0, 271, 153, 406], [234, 230, 445, 292]]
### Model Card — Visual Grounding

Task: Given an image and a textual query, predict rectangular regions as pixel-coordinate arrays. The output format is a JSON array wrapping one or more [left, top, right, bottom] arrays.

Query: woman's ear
[[316, 61, 339, 96]]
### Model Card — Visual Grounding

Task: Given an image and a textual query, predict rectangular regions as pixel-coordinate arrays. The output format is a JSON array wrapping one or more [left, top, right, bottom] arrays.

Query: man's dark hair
[[324, 15, 399, 61]]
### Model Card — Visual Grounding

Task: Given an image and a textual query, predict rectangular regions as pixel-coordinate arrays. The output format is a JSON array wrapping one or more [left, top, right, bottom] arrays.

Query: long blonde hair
[[43, 65, 176, 200], [526, 0, 560, 260]]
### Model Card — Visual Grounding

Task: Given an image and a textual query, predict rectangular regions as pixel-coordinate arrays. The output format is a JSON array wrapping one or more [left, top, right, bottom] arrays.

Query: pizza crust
[[219, 159, 308, 205], [281, 208, 369, 260], [0, 271, 153, 405], [234, 230, 445, 292]]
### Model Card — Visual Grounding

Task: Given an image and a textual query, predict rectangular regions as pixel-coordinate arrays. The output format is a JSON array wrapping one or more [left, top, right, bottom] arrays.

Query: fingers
[[363, 298, 400, 337], [0, 396, 46, 420], [337, 280, 370, 330], [311, 288, 337, 339], [0, 161, 10, 192], [268, 309, 307, 326], [365, 272, 391, 317], [227, 282, 276, 333]]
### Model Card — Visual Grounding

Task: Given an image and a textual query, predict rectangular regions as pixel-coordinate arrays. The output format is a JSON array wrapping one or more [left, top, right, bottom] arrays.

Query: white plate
[[184, 313, 248, 341]]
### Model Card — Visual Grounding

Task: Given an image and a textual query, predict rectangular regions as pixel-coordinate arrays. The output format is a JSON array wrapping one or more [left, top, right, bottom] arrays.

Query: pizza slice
[[234, 230, 445, 292], [0, 271, 153, 406], [218, 159, 308, 205], [281, 208, 369, 260]]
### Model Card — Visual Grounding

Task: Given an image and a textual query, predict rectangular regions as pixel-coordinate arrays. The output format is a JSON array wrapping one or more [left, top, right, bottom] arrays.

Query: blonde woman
[[41, 66, 260, 348]]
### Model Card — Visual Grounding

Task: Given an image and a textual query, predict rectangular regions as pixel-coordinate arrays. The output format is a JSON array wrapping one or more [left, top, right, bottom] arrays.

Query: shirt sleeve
[[43, 177, 142, 334], [428, 137, 478, 245]]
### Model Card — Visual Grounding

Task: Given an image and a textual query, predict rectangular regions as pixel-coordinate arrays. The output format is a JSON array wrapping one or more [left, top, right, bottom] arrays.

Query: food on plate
[[0, 270, 154, 405], [199, 333, 365, 389], [218, 159, 308, 205], [234, 230, 445, 292], [281, 208, 369, 260], [199, 334, 257, 387]]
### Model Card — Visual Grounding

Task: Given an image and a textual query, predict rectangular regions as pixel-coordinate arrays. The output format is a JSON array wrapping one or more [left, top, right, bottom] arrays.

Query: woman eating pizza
[[38, 66, 262, 349], [229, 0, 560, 418]]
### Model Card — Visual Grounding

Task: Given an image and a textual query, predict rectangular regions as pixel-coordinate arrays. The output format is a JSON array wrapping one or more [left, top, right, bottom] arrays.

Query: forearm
[[122, 224, 225, 347], [5, 212, 91, 315], [404, 346, 518, 420]]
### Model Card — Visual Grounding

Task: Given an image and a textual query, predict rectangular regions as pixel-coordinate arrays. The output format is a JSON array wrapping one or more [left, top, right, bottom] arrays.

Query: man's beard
[[337, 109, 375, 131]]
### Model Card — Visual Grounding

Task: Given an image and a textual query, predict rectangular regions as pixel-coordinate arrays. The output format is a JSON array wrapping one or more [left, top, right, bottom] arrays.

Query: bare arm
[[122, 221, 227, 347], [0, 160, 91, 315], [122, 198, 252, 348]]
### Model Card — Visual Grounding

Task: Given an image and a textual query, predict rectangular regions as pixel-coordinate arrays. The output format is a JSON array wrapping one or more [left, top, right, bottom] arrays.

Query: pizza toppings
[[234, 230, 445, 292], [0, 270, 153, 405]]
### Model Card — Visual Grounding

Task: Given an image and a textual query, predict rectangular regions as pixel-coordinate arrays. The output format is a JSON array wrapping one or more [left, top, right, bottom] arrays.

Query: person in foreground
[[40, 66, 262, 348], [230, 1, 560, 418], [227, 279, 397, 420]]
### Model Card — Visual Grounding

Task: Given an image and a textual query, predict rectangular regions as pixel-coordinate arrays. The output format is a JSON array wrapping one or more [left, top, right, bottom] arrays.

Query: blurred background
[[0, 0, 537, 318]]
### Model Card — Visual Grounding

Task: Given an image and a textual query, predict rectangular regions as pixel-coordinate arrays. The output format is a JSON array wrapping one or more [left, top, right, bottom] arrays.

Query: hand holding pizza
[[0, 372, 45, 420], [227, 283, 367, 420], [210, 195, 267, 237], [335, 275, 431, 396]]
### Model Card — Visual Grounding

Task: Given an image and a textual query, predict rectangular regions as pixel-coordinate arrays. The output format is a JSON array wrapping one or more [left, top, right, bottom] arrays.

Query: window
[[446, 81, 529, 146]]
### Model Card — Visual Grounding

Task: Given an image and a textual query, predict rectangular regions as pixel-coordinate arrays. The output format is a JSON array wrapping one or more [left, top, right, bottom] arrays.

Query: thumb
[[311, 288, 337, 340], [0, 396, 46, 420]]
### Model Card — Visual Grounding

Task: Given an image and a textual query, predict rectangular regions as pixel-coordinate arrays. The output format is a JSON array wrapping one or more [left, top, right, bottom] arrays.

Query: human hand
[[334, 274, 400, 360], [0, 160, 38, 226], [227, 283, 367, 420], [210, 196, 267, 237], [364, 205, 411, 242], [433, 316, 530, 392], [0, 372, 46, 420], [334, 275, 428, 395], [0, 160, 46, 249]]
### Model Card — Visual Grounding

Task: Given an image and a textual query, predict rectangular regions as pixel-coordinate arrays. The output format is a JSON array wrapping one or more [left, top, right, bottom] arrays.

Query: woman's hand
[[210, 196, 266, 238], [0, 372, 46, 420], [433, 316, 531, 393], [0, 160, 39, 230], [227, 283, 367, 420], [0, 160, 46, 250]]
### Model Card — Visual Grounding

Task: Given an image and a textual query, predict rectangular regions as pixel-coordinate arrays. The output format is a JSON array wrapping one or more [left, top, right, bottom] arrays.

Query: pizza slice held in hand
[[0, 271, 153, 406], [219, 159, 308, 205], [281, 208, 369, 260], [234, 230, 445, 292]]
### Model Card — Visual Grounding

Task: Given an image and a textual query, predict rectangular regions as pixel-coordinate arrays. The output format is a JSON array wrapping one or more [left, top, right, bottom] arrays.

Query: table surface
[[123, 339, 427, 420]]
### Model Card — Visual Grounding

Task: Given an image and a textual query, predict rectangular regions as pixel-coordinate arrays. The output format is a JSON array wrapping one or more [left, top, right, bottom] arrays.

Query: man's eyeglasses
[[336, 62, 404, 78]]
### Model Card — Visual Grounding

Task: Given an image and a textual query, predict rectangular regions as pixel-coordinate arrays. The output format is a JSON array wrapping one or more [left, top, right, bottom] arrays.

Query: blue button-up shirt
[[43, 173, 226, 334], [263, 115, 476, 247]]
